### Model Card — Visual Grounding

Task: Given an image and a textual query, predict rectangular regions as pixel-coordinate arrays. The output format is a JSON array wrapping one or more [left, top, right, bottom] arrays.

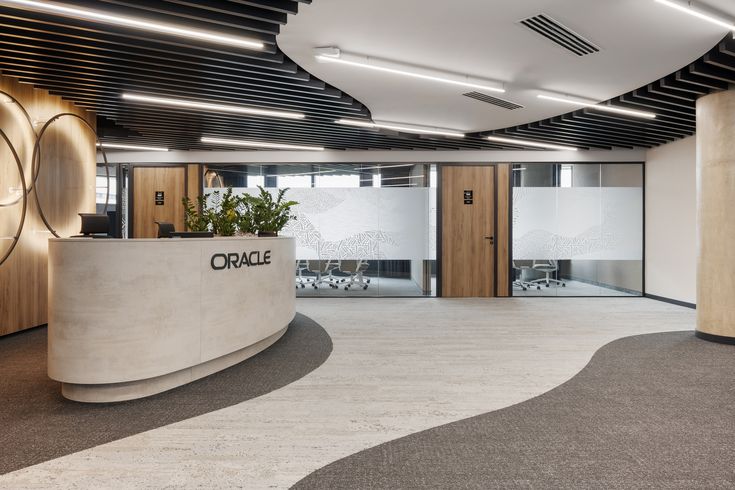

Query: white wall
[[645, 136, 696, 304]]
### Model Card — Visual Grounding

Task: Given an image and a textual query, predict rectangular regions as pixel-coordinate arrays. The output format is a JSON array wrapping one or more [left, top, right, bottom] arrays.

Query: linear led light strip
[[336, 119, 465, 138], [123, 93, 304, 120], [97, 143, 169, 152], [654, 0, 735, 30], [316, 49, 505, 93], [360, 174, 425, 181], [537, 94, 656, 119], [486, 135, 578, 151], [201, 137, 324, 151], [0, 0, 264, 50]]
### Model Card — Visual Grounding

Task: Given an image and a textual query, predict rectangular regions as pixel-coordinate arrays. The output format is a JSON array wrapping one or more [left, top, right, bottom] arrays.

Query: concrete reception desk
[[47, 236, 296, 402]]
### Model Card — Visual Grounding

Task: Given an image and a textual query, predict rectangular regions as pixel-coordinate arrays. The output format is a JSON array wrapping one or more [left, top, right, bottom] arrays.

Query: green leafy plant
[[181, 186, 297, 237], [250, 186, 298, 236], [182, 194, 209, 232], [235, 194, 257, 235], [207, 187, 239, 236]]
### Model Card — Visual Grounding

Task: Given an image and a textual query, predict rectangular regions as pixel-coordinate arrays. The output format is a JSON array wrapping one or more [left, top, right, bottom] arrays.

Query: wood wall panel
[[496, 164, 511, 297], [132, 166, 187, 238], [441, 166, 495, 297], [186, 164, 201, 203], [0, 75, 96, 336]]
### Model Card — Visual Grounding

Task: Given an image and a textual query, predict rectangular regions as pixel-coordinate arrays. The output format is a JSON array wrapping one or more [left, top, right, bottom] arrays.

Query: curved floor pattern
[[0, 313, 332, 475], [295, 331, 735, 489], [0, 298, 694, 489]]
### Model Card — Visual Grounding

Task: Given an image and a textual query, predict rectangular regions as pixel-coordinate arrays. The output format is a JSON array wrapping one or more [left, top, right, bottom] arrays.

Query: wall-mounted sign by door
[[463, 189, 473, 205], [154, 191, 165, 205]]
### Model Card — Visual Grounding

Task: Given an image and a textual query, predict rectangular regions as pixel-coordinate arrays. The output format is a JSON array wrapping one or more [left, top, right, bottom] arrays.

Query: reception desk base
[[61, 326, 288, 403]]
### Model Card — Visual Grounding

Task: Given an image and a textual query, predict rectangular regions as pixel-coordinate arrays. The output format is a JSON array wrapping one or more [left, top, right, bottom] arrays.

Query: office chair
[[337, 260, 371, 290], [155, 221, 175, 238], [295, 260, 308, 289], [530, 259, 566, 288], [512, 260, 540, 291], [78, 213, 110, 237], [303, 260, 340, 289]]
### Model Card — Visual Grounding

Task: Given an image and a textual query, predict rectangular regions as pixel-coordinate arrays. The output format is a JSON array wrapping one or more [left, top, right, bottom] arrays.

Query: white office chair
[[512, 260, 540, 291], [303, 260, 340, 289], [337, 260, 371, 290], [530, 259, 566, 287], [295, 260, 308, 289]]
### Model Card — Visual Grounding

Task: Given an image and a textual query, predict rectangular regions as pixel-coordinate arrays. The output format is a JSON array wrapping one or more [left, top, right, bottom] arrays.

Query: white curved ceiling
[[278, 0, 734, 133]]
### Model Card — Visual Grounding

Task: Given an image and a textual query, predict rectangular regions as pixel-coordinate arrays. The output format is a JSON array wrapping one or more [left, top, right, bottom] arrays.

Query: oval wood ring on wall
[[31, 113, 110, 238], [0, 127, 27, 267], [0, 89, 35, 209]]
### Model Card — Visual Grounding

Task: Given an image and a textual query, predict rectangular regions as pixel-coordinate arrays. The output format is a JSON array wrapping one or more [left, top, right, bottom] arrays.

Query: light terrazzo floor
[[0, 297, 695, 489]]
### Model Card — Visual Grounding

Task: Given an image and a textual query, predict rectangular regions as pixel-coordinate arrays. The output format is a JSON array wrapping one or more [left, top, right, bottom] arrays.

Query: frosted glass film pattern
[[513, 187, 642, 260], [211, 187, 436, 260]]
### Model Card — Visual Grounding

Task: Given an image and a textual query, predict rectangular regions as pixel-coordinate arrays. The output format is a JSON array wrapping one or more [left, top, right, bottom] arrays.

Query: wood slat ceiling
[[0, 1, 730, 151]]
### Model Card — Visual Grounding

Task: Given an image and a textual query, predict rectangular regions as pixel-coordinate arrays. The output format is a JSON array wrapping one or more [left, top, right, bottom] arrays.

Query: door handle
[[484, 236, 494, 244]]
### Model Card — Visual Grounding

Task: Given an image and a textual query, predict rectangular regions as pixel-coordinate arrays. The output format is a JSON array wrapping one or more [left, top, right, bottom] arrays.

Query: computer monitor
[[78, 213, 110, 236]]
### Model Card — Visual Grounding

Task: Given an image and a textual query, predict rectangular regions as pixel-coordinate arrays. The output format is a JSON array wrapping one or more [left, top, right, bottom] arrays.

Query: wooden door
[[441, 166, 495, 297], [132, 166, 186, 238]]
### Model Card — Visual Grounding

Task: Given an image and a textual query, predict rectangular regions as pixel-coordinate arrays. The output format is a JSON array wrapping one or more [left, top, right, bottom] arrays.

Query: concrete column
[[696, 89, 735, 343]]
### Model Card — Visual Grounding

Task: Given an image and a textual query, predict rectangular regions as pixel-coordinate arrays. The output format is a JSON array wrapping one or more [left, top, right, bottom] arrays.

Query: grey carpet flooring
[[0, 313, 331, 475], [294, 331, 735, 489]]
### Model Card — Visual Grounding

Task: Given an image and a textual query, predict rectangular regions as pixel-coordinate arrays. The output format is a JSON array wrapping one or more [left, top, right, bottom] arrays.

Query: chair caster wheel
[[366, 279, 371, 284], [301, 284, 305, 288], [562, 283, 566, 287], [344, 286, 349, 290], [536, 286, 541, 290], [312, 285, 317, 289], [545, 284, 550, 287], [363, 285, 368, 290]]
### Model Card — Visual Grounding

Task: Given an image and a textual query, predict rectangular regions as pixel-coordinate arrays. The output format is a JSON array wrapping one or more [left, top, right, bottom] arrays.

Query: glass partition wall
[[511, 163, 643, 297], [204, 164, 438, 297]]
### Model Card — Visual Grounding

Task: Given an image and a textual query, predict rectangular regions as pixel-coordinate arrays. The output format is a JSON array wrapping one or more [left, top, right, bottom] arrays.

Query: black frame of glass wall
[[202, 163, 438, 298], [508, 162, 645, 298]]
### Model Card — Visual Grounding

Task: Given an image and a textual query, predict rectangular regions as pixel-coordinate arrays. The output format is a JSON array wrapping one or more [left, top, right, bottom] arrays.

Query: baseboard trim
[[644, 294, 696, 309], [695, 330, 735, 345]]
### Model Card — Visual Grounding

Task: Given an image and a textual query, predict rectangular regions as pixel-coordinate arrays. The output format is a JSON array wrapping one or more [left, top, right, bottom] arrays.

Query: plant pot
[[257, 231, 278, 237]]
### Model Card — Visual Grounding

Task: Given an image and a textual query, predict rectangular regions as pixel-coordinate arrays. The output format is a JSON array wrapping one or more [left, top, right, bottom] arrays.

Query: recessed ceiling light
[[654, 0, 735, 30], [336, 119, 465, 138], [201, 137, 324, 151], [97, 143, 169, 151], [1, 0, 264, 50], [537, 94, 656, 119], [315, 48, 505, 93], [486, 135, 578, 151], [122, 93, 304, 120]]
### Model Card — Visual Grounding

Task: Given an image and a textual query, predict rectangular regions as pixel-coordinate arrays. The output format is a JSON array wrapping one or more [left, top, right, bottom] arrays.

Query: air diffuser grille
[[520, 14, 599, 57], [463, 92, 524, 110]]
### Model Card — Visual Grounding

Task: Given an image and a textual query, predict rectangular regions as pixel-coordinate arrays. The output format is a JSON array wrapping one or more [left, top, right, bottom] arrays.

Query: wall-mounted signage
[[154, 191, 165, 205], [464, 189, 473, 205], [211, 251, 272, 270]]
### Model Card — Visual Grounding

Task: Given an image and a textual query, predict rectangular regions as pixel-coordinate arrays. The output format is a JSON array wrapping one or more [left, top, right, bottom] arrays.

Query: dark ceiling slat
[[0, 57, 354, 103], [11, 76, 368, 119], [94, 0, 288, 26]]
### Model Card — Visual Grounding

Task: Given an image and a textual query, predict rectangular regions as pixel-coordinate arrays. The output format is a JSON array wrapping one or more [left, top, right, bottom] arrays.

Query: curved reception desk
[[48, 236, 296, 402]]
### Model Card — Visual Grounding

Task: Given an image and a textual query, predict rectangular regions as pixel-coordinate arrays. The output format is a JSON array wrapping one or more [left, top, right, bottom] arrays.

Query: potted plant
[[236, 194, 257, 235], [250, 186, 298, 237], [181, 187, 240, 236], [182, 194, 209, 232]]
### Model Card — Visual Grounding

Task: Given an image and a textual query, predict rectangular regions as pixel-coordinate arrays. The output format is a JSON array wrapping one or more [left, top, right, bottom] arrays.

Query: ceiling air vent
[[519, 14, 599, 57], [463, 92, 524, 110]]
